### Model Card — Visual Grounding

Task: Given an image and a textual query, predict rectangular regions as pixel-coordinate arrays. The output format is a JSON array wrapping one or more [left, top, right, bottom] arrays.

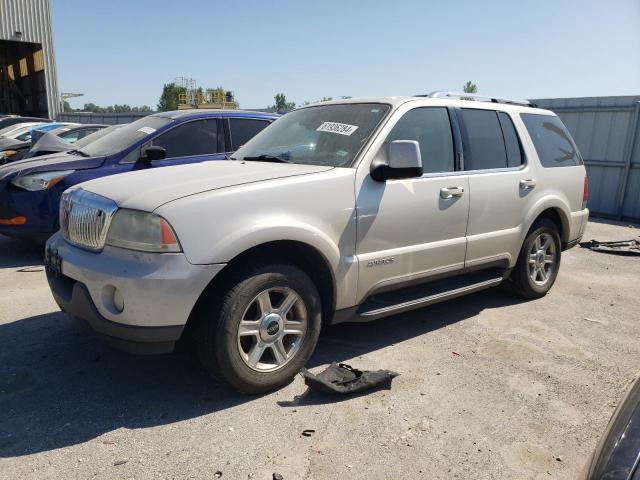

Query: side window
[[152, 119, 218, 158], [58, 131, 81, 143], [459, 109, 507, 170], [386, 107, 454, 173], [497, 112, 524, 168], [521, 113, 582, 167], [60, 128, 97, 143], [229, 119, 271, 151]]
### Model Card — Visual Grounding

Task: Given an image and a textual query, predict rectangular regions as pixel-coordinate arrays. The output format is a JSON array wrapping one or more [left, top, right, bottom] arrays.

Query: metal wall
[[0, 0, 59, 118], [533, 96, 640, 222], [58, 111, 153, 125]]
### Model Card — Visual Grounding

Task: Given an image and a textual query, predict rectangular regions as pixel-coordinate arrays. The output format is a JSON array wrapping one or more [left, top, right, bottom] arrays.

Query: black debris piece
[[579, 238, 640, 256], [301, 429, 315, 437], [301, 362, 399, 395]]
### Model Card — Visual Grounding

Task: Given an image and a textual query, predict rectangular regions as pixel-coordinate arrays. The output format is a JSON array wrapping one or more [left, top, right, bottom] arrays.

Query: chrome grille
[[60, 188, 118, 251]]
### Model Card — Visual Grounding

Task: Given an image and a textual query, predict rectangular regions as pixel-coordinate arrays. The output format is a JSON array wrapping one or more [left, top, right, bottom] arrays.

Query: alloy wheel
[[528, 232, 557, 286], [236, 287, 308, 372]]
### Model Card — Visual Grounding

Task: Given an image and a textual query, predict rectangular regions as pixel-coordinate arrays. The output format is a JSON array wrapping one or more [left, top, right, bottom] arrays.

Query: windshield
[[233, 103, 390, 167], [79, 116, 172, 157]]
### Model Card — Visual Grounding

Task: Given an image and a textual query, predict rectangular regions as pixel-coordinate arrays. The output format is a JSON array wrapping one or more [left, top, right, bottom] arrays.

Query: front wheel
[[507, 218, 561, 299], [197, 263, 322, 394]]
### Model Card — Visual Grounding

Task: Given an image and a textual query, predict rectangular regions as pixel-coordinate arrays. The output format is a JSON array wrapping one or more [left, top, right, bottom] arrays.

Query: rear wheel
[[197, 263, 322, 394], [508, 218, 561, 299]]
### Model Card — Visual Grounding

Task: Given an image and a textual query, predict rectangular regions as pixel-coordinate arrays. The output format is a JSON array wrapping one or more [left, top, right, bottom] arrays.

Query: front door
[[355, 107, 470, 303]]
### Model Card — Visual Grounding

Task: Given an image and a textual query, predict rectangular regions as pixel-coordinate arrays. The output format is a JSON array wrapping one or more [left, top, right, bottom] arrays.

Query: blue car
[[0, 109, 278, 242]]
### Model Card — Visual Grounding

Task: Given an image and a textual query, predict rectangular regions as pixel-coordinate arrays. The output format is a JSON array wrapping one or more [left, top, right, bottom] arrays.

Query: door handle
[[520, 179, 536, 190], [440, 186, 465, 199]]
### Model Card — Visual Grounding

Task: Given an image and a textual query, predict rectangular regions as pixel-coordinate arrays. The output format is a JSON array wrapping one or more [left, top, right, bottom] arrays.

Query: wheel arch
[[181, 240, 338, 344], [524, 198, 571, 244], [535, 208, 569, 243]]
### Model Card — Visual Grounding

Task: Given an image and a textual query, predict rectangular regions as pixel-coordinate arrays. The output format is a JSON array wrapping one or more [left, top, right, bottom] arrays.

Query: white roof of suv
[[304, 93, 554, 115]]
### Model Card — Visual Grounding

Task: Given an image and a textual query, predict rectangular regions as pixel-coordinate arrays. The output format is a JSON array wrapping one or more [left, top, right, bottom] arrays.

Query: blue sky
[[52, 0, 640, 110]]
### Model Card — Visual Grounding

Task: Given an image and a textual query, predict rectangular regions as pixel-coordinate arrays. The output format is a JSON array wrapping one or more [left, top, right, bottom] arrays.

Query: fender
[[196, 219, 358, 310]]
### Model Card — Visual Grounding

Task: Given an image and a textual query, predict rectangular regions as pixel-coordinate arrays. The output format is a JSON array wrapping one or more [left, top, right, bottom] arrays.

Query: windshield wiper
[[237, 154, 289, 163], [67, 149, 90, 157]]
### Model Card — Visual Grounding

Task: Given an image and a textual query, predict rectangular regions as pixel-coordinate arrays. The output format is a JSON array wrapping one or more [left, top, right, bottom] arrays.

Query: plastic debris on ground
[[579, 238, 640, 256], [301, 362, 399, 395]]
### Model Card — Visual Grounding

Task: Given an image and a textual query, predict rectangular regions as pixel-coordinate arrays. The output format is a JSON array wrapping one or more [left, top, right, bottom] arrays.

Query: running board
[[354, 271, 505, 322]]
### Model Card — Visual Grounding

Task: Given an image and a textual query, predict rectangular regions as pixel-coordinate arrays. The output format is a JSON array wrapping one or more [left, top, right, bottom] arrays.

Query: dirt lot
[[0, 220, 638, 480]]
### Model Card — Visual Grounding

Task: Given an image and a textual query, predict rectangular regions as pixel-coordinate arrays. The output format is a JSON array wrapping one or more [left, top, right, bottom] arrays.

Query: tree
[[272, 93, 296, 112], [463, 81, 478, 94], [157, 82, 187, 111], [73, 102, 153, 113]]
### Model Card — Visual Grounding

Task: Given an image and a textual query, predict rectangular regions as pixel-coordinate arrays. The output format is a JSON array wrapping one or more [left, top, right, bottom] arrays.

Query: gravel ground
[[0, 220, 638, 480]]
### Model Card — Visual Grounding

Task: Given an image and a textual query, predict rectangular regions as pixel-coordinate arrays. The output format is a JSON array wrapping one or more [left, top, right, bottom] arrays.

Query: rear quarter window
[[521, 113, 582, 167]]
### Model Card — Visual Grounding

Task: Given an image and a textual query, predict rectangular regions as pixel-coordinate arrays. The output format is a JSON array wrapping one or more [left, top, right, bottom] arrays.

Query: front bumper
[[0, 181, 59, 239], [46, 232, 225, 354]]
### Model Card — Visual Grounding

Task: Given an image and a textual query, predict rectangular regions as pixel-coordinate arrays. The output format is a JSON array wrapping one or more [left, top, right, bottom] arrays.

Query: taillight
[[582, 176, 589, 209]]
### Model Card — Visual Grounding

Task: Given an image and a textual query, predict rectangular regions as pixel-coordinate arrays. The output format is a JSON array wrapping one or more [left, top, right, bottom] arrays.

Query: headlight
[[10, 170, 75, 191], [0, 150, 17, 161], [106, 209, 181, 253]]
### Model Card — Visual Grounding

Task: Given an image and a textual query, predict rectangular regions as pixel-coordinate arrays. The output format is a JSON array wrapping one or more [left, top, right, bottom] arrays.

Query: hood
[[0, 138, 23, 150], [27, 132, 75, 157], [0, 151, 105, 181], [80, 160, 334, 211]]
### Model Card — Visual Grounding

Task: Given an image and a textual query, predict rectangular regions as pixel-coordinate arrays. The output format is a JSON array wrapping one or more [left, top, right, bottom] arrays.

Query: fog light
[[101, 285, 124, 314], [113, 288, 124, 313]]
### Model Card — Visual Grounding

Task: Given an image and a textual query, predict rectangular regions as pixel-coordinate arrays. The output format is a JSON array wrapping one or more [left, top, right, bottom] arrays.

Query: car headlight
[[0, 150, 18, 161], [106, 209, 181, 253], [10, 170, 75, 191]]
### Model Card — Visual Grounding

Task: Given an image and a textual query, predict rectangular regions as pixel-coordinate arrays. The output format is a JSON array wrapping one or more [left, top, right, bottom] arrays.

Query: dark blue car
[[0, 109, 278, 242]]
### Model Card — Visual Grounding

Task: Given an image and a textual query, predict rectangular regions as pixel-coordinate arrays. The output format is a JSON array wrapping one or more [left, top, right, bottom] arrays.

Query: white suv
[[45, 92, 589, 393]]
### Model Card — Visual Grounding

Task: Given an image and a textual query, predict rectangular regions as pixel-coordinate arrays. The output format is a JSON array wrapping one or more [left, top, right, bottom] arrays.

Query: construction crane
[[60, 92, 83, 111]]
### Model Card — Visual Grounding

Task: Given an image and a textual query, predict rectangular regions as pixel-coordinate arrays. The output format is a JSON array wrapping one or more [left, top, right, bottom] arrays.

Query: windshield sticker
[[137, 126, 156, 135], [317, 122, 359, 136]]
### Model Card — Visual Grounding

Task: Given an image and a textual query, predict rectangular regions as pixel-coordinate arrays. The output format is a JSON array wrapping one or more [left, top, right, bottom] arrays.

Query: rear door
[[459, 108, 540, 269]]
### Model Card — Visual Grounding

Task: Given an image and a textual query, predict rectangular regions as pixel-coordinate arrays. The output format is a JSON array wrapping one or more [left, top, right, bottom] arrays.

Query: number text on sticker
[[317, 122, 359, 136]]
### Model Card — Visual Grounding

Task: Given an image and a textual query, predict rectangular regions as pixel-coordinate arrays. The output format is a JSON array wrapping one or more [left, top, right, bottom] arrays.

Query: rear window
[[521, 113, 582, 167], [229, 118, 271, 150], [459, 109, 508, 170]]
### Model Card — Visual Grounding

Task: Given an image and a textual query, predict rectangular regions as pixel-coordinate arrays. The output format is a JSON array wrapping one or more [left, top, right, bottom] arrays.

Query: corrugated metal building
[[0, 0, 58, 118], [533, 96, 640, 222]]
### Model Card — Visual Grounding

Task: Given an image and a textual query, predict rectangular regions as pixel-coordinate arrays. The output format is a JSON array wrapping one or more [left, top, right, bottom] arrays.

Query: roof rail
[[417, 91, 536, 108]]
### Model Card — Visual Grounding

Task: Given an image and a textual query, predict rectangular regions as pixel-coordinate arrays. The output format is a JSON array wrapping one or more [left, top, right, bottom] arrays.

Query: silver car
[[45, 93, 589, 393]]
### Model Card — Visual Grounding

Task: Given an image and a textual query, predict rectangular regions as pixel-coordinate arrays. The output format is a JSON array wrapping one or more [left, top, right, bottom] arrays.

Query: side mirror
[[370, 140, 423, 182], [140, 145, 166, 163]]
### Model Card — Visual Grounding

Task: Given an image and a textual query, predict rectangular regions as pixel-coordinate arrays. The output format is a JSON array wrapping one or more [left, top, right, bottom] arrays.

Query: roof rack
[[417, 91, 536, 108]]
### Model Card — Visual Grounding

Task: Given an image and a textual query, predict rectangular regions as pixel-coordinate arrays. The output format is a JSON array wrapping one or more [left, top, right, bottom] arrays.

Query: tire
[[507, 218, 562, 299], [196, 263, 322, 394]]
